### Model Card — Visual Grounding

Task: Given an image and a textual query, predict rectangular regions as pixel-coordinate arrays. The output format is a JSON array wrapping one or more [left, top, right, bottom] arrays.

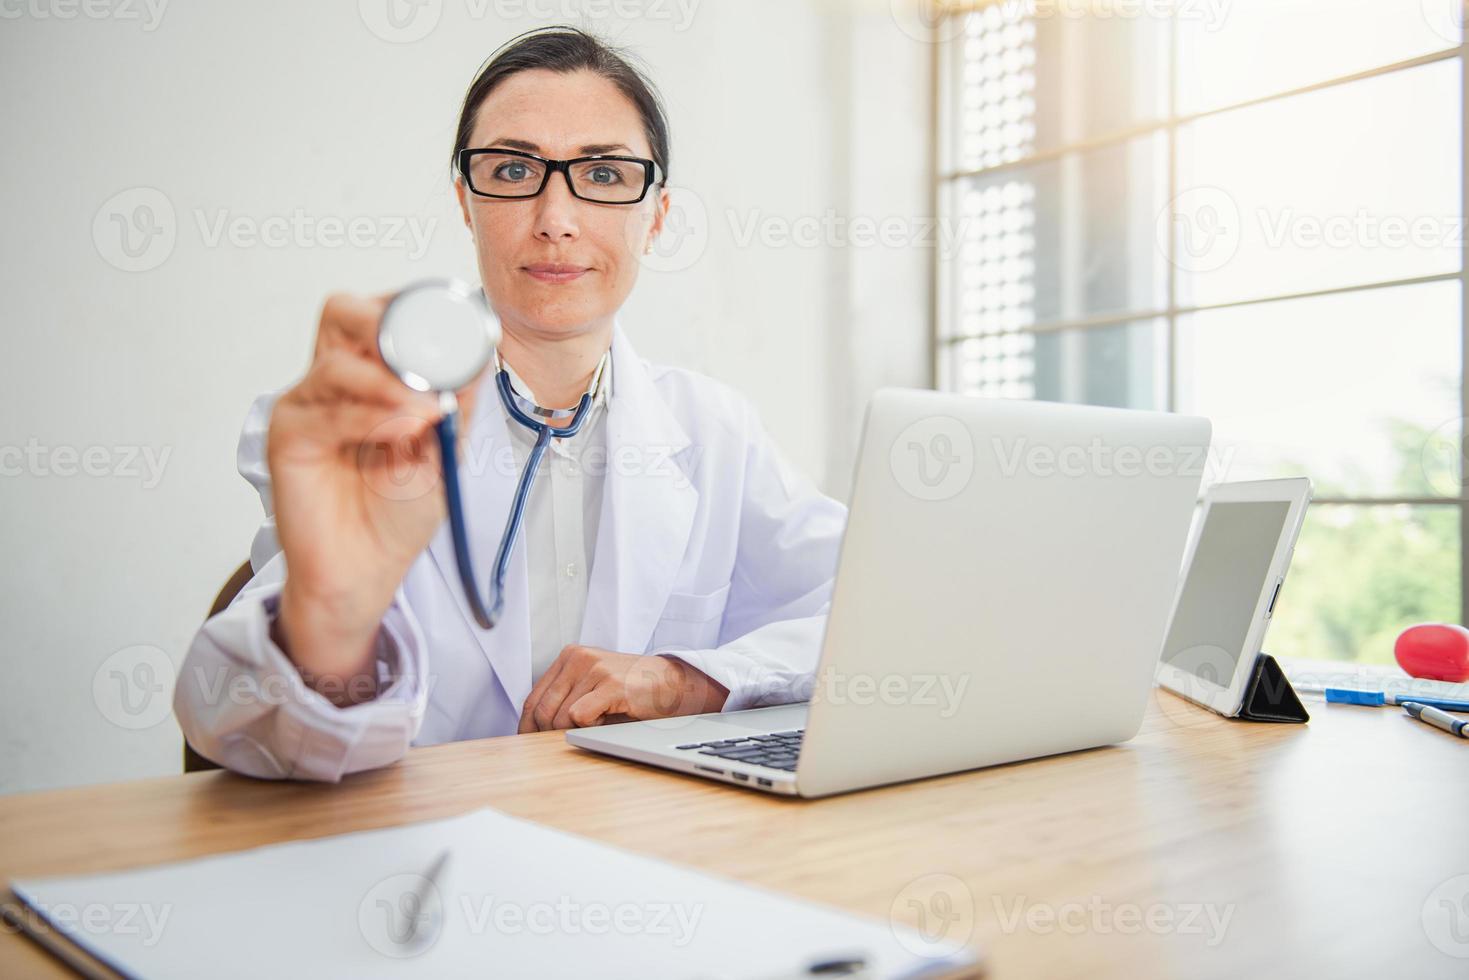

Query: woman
[[174, 27, 847, 781]]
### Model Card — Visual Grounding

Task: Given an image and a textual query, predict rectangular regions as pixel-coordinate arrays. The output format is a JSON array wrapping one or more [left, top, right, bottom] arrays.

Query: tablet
[[1154, 478, 1312, 717]]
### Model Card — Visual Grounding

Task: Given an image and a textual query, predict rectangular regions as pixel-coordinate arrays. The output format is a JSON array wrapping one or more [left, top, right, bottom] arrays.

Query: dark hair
[[451, 26, 671, 184]]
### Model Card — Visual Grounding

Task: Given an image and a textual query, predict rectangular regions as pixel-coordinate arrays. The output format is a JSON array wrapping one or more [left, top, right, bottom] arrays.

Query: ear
[[454, 178, 472, 230], [646, 186, 672, 250]]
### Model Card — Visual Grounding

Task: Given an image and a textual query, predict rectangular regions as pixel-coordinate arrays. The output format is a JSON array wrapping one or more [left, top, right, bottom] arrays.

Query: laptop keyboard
[[675, 730, 804, 771]]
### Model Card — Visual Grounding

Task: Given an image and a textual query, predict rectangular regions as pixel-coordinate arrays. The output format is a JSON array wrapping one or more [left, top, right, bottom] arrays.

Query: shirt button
[[565, 562, 578, 578]]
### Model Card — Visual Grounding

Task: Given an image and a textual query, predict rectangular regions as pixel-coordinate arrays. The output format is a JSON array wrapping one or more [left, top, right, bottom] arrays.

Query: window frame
[[930, 2, 1469, 638]]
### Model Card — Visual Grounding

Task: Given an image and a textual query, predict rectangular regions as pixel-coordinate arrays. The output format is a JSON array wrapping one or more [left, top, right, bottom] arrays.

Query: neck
[[497, 319, 612, 417]]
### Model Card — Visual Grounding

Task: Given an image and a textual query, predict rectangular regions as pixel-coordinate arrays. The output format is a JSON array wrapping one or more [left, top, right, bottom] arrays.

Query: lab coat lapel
[[428, 369, 535, 708], [581, 326, 699, 654]]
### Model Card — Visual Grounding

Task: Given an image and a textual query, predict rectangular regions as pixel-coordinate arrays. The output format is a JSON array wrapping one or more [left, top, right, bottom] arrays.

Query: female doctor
[[173, 27, 847, 781]]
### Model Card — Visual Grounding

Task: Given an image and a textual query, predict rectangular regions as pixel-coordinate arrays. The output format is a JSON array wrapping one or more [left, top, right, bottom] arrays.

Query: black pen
[[1403, 701, 1469, 739]]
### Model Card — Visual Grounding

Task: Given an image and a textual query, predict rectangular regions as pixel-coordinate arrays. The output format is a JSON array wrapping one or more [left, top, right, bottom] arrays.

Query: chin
[[505, 294, 613, 337]]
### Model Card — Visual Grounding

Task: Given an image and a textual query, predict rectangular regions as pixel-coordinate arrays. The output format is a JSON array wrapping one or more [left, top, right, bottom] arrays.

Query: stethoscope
[[377, 278, 608, 630]]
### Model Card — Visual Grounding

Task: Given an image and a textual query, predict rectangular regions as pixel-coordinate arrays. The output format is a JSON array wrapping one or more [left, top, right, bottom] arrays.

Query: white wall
[[0, 0, 932, 793]]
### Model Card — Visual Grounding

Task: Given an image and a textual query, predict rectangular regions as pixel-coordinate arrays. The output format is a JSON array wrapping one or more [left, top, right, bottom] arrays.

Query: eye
[[586, 165, 624, 185], [493, 161, 533, 182]]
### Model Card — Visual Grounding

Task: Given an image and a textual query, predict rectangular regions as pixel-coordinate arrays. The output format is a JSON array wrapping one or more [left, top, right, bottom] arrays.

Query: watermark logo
[[93, 644, 173, 730], [889, 0, 966, 45], [890, 415, 975, 501], [1158, 185, 1240, 275], [890, 873, 975, 959], [1422, 0, 1469, 45], [1156, 643, 1237, 730], [93, 187, 176, 273], [359, 0, 443, 43], [1421, 418, 1466, 498], [359, 871, 445, 958], [631, 185, 709, 273], [1422, 873, 1469, 958]]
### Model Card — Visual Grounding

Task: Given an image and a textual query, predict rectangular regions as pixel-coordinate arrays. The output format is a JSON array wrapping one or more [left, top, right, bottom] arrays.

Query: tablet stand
[[1236, 652, 1309, 723]]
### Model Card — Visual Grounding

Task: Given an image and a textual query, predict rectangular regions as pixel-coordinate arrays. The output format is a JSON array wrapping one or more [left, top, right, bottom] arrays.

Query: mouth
[[522, 263, 591, 284]]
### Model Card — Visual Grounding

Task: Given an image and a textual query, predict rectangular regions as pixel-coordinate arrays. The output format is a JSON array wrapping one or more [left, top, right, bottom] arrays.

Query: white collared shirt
[[496, 357, 611, 684]]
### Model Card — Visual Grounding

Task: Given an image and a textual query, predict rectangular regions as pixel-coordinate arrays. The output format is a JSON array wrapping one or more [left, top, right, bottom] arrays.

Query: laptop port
[[694, 765, 725, 775], [757, 777, 773, 787], [732, 772, 749, 781]]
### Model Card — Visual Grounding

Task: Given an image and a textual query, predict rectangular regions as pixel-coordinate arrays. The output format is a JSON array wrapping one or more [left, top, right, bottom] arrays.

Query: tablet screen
[[1159, 500, 1292, 685]]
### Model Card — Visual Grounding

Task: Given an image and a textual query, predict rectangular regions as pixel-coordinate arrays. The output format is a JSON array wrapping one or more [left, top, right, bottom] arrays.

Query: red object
[[1394, 624, 1469, 683]]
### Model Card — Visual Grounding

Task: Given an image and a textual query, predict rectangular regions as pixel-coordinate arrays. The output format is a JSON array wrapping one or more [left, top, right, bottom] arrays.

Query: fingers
[[551, 671, 605, 730], [299, 350, 435, 414], [313, 292, 394, 362], [518, 656, 568, 734], [520, 646, 623, 732], [527, 647, 599, 732], [564, 689, 617, 729]]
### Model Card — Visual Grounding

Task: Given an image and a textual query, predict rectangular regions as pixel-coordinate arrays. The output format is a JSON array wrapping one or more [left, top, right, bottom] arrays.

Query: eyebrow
[[487, 137, 635, 156]]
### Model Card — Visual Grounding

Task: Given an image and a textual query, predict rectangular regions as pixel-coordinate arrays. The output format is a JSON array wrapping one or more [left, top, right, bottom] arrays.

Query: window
[[935, 0, 1466, 666]]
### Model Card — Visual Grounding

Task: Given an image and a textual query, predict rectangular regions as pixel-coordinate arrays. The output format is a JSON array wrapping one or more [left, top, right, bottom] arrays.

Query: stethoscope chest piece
[[378, 278, 500, 393]]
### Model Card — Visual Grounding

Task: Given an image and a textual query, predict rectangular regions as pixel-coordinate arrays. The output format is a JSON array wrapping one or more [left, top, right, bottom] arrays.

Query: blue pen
[[1305, 688, 1469, 712], [1403, 701, 1469, 739]]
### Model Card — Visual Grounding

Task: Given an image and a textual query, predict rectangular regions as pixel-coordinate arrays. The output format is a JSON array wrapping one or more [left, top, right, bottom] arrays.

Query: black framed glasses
[[457, 148, 663, 205]]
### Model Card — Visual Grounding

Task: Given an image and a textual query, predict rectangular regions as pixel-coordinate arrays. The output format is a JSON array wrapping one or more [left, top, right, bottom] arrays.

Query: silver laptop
[[567, 389, 1212, 797]]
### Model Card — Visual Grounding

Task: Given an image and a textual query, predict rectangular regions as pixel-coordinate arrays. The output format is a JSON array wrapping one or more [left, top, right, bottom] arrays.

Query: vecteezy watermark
[[92, 187, 177, 272], [890, 415, 976, 502], [1155, 643, 1240, 731], [0, 0, 169, 30], [727, 209, 975, 262], [2, 900, 173, 947], [992, 895, 1235, 945], [1421, 417, 1466, 498], [1423, 873, 1469, 958], [890, 874, 976, 960], [92, 645, 174, 730], [360, 871, 446, 958], [93, 187, 438, 272], [0, 439, 171, 489], [194, 209, 436, 261], [890, 0, 1231, 45], [796, 670, 972, 720], [1422, 0, 1469, 45], [990, 436, 1234, 483], [1160, 186, 1466, 275], [628, 185, 709, 274], [457, 896, 702, 945], [359, 419, 706, 504], [357, 0, 702, 43], [358, 875, 704, 958], [1157, 185, 1240, 275]]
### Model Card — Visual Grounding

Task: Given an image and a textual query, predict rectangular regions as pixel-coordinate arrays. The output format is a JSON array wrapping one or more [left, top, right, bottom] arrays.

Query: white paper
[[11, 806, 975, 979]]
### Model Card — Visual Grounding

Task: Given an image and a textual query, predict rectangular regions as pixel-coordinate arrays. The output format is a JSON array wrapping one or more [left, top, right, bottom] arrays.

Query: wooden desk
[[2, 693, 1466, 979]]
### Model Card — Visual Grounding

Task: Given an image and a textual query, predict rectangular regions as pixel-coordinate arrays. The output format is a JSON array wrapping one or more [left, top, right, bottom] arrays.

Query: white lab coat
[[173, 324, 848, 781]]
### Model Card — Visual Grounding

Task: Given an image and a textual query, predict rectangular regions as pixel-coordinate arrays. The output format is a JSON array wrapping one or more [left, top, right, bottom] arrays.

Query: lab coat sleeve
[[172, 391, 431, 781], [659, 401, 847, 711]]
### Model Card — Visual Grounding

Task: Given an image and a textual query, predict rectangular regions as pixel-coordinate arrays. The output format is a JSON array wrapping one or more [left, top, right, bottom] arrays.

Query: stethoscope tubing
[[435, 369, 599, 630]]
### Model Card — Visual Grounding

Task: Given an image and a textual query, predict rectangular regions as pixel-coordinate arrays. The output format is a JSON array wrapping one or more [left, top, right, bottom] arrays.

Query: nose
[[532, 169, 581, 244]]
